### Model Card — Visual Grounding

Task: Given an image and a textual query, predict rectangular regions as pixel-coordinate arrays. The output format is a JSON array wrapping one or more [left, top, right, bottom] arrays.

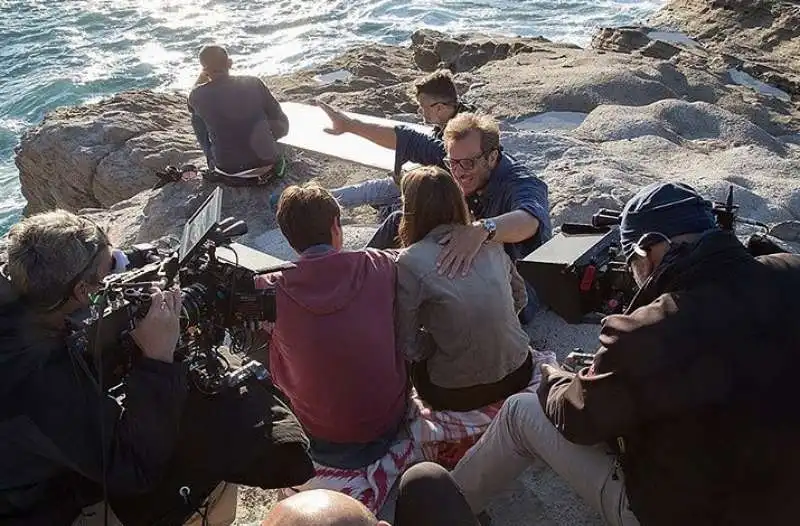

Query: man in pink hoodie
[[258, 183, 408, 469]]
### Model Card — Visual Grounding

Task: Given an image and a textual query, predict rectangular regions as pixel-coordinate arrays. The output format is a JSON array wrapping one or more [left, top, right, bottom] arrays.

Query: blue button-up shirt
[[394, 125, 552, 322]]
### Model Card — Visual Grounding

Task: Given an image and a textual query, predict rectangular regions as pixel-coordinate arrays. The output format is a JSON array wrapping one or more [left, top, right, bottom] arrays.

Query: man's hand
[[318, 101, 352, 135], [195, 70, 211, 86], [437, 223, 490, 278], [131, 288, 182, 363]]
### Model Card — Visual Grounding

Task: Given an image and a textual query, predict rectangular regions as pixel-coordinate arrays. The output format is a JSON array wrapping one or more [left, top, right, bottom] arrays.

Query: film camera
[[66, 186, 294, 392], [65, 188, 314, 526], [517, 186, 794, 324]]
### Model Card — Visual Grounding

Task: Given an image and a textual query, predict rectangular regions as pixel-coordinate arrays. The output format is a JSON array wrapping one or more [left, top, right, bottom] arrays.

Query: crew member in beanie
[[450, 181, 800, 526]]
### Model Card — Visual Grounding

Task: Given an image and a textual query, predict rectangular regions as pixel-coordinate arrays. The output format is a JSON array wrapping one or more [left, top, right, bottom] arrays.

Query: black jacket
[[0, 289, 188, 525], [539, 230, 800, 525]]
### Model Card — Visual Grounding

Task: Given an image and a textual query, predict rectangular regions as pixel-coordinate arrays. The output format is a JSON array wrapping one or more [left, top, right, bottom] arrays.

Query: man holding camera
[[451, 182, 800, 525], [0, 211, 187, 525]]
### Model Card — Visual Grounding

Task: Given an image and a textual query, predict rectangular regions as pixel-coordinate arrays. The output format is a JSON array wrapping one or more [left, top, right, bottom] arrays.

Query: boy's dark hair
[[276, 184, 341, 252], [414, 69, 458, 103]]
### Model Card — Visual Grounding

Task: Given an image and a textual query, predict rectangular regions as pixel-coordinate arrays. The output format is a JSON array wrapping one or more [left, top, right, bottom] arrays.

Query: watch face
[[483, 219, 496, 240]]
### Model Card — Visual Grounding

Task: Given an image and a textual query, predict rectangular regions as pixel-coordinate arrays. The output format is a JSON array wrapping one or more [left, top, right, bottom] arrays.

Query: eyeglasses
[[625, 232, 672, 268], [443, 150, 492, 172], [417, 101, 452, 114]]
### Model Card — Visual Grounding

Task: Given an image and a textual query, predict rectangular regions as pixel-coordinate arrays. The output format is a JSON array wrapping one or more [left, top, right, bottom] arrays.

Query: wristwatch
[[477, 218, 497, 241]]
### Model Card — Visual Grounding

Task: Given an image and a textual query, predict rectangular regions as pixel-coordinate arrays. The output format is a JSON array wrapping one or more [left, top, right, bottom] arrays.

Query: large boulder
[[650, 0, 800, 99], [408, 29, 563, 73], [16, 20, 800, 223], [500, 98, 800, 231], [15, 91, 203, 214], [465, 43, 799, 136]]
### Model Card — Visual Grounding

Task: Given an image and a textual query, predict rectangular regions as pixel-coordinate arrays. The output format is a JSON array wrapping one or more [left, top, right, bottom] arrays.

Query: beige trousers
[[72, 483, 238, 526], [451, 393, 640, 526]]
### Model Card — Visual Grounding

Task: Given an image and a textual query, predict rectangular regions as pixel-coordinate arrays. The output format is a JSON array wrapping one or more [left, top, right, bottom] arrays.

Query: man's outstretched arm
[[318, 101, 446, 168]]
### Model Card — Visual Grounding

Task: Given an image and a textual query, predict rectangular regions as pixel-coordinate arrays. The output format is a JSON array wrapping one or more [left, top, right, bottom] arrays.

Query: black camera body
[[515, 226, 635, 324], [66, 187, 294, 392], [517, 186, 793, 324]]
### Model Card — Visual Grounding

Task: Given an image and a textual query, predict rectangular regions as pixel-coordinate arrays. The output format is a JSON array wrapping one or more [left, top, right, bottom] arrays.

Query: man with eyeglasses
[[316, 70, 473, 221], [450, 182, 800, 526], [0, 210, 186, 525], [318, 104, 550, 323]]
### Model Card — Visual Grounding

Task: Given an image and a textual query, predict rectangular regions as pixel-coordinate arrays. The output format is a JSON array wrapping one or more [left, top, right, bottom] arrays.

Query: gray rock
[[591, 26, 653, 54], [408, 29, 558, 73], [15, 23, 800, 222], [650, 0, 800, 99], [15, 91, 193, 215], [251, 225, 378, 261], [592, 26, 684, 60], [640, 39, 682, 60], [573, 99, 786, 154]]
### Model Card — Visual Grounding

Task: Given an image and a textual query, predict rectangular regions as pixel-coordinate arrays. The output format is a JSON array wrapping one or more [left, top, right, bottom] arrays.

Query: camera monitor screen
[[179, 186, 223, 265]]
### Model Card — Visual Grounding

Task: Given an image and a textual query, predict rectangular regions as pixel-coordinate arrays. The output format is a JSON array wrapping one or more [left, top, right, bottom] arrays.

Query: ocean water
[[0, 0, 664, 233]]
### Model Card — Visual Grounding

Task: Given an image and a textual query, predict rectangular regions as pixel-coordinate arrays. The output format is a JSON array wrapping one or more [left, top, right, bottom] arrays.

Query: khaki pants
[[451, 393, 640, 526], [72, 483, 238, 526]]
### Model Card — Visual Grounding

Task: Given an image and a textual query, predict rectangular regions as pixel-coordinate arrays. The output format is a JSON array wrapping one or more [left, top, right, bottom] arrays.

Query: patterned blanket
[[281, 350, 557, 514]]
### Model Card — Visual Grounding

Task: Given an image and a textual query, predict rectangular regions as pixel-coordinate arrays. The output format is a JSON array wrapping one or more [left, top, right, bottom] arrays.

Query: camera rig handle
[[213, 217, 248, 242], [711, 185, 769, 232], [587, 186, 768, 234], [712, 185, 737, 231], [591, 208, 622, 228]]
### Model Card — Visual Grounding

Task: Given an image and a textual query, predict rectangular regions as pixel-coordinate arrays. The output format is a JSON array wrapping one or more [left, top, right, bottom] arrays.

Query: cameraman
[[451, 182, 800, 525], [0, 211, 187, 525]]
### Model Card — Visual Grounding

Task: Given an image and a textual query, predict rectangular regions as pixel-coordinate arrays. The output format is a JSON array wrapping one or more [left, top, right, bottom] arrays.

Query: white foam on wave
[[511, 112, 589, 132], [0, 118, 29, 135], [646, 30, 702, 49], [728, 68, 791, 102], [314, 69, 354, 85], [0, 160, 23, 215]]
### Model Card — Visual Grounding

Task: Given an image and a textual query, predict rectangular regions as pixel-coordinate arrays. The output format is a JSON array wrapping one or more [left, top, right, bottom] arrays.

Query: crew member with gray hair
[[0, 210, 187, 525], [451, 182, 800, 526]]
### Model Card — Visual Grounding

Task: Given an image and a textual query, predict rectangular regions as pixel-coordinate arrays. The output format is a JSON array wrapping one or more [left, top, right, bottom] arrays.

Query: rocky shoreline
[[8, 1, 800, 524], [13, 1, 800, 257]]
